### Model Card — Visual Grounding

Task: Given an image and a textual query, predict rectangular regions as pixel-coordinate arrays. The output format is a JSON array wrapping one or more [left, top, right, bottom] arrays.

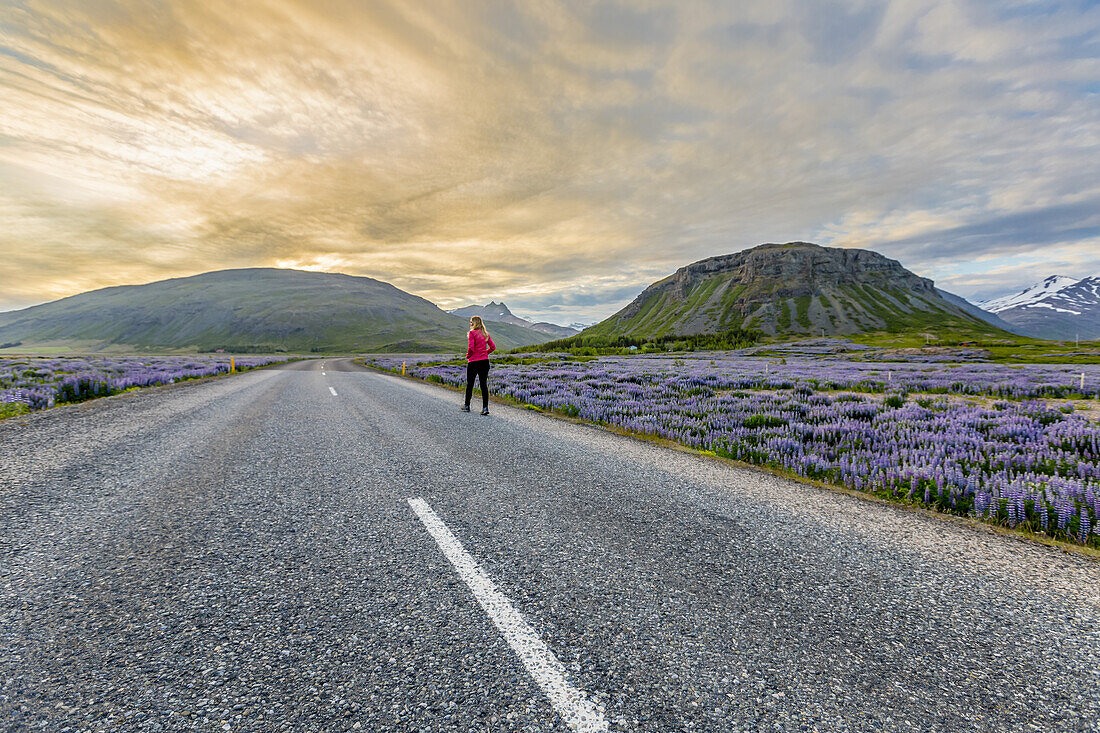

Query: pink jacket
[[466, 329, 496, 362]]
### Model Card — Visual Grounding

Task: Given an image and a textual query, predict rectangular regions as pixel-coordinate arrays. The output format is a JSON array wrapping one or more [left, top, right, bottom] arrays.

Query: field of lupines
[[0, 355, 295, 417], [365, 351, 1100, 547]]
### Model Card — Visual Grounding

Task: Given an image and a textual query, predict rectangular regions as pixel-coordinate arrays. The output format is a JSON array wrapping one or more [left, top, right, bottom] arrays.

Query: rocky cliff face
[[620, 242, 934, 317], [587, 242, 1012, 339]]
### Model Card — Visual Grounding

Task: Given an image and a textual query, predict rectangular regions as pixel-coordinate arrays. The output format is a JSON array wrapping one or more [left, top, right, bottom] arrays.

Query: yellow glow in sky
[[2, 0, 1098, 323]]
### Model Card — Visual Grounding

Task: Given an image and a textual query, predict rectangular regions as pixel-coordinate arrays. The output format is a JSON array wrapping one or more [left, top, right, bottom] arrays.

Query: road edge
[[354, 359, 1100, 562], [0, 358, 313, 428]]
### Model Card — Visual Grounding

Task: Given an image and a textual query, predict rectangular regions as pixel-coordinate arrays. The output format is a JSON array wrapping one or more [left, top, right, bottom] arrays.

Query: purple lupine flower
[[388, 349, 1100, 543]]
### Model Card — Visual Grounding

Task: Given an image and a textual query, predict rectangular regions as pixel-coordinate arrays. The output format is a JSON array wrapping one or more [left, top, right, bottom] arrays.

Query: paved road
[[1, 358, 1098, 732]]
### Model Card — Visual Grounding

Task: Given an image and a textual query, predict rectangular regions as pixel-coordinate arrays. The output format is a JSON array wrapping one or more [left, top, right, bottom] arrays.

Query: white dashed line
[[329, 387, 338, 396], [406, 497, 608, 732]]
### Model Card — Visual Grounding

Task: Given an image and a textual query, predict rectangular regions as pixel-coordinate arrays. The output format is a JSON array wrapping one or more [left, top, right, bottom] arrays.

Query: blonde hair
[[469, 315, 489, 338]]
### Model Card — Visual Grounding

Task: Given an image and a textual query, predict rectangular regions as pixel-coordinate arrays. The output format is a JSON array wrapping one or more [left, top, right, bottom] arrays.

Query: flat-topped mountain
[[449, 301, 579, 338], [0, 268, 550, 353], [584, 242, 1016, 340]]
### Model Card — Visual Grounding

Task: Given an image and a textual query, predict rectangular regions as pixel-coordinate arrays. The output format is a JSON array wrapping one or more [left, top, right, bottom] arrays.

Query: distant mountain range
[[0, 269, 552, 353], [583, 242, 1016, 341], [976, 275, 1100, 340], [4, 245, 1080, 355], [448, 302, 579, 338]]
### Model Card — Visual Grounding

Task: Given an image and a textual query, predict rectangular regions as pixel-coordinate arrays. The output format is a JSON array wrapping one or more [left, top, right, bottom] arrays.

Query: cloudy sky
[[2, 0, 1098, 324]]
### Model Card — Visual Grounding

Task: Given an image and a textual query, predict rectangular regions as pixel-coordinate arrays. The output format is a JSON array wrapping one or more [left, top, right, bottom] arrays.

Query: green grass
[[794, 295, 812, 329], [717, 283, 748, 329], [514, 327, 762, 355], [982, 345, 1100, 364], [888, 286, 913, 308], [841, 334, 1100, 363], [777, 300, 792, 331], [743, 414, 787, 428], [681, 275, 725, 314], [0, 402, 31, 419]]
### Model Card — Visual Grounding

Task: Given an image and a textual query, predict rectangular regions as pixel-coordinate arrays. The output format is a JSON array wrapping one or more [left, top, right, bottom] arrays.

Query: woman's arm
[[487, 335, 496, 354], [466, 331, 474, 361]]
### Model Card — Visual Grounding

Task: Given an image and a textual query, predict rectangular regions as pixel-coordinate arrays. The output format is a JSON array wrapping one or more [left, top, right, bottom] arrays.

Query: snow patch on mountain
[[972, 273, 1100, 340], [1030, 302, 1082, 315], [448, 302, 579, 338], [977, 275, 1080, 313]]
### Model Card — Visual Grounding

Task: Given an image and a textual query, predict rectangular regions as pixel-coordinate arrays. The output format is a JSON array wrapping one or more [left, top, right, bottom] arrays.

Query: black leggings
[[465, 359, 490, 409]]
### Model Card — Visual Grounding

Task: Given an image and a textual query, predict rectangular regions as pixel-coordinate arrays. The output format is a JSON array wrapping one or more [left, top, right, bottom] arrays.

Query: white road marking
[[406, 497, 608, 732], [329, 387, 338, 396]]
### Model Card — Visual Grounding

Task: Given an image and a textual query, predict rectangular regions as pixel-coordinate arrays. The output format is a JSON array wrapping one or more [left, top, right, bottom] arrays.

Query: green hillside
[[0, 268, 548, 353], [585, 242, 1020, 343]]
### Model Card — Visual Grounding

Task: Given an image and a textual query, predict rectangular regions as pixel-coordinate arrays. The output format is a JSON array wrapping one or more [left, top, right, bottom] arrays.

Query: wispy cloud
[[1, 0, 1097, 322]]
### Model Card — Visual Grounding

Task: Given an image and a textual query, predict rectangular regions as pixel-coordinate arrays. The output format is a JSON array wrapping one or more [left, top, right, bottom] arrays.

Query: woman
[[463, 315, 496, 415]]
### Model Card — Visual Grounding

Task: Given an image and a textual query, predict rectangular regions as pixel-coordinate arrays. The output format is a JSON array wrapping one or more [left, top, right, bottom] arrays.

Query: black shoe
[[480, 408, 489, 416], [461, 405, 471, 412]]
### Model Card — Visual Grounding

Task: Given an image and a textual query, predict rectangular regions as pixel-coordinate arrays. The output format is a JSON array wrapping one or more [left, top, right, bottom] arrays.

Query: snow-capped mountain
[[448, 301, 580, 339], [977, 275, 1080, 313], [974, 275, 1100, 341]]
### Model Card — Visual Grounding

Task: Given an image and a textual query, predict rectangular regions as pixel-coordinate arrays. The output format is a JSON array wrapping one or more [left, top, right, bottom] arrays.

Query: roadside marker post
[[1081, 373, 1086, 392], [230, 356, 235, 373], [402, 361, 406, 375]]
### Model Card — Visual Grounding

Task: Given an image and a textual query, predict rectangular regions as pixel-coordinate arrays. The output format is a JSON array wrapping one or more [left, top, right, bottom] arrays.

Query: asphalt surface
[[1, 358, 1098, 732]]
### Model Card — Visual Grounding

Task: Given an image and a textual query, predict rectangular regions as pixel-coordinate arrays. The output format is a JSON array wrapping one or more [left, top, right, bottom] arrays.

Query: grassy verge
[[358, 358, 1100, 561], [514, 327, 762, 356], [0, 358, 304, 421], [848, 334, 1100, 363], [0, 402, 31, 419]]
